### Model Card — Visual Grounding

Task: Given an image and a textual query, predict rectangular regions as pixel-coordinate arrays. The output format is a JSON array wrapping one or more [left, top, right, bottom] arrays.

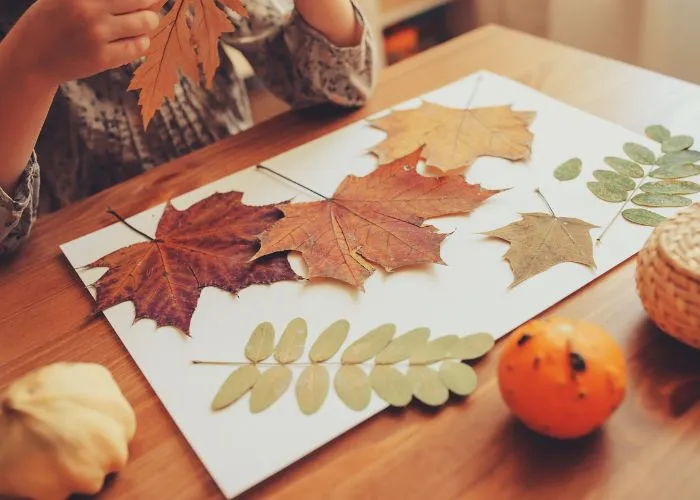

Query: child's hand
[[13, 0, 160, 86]]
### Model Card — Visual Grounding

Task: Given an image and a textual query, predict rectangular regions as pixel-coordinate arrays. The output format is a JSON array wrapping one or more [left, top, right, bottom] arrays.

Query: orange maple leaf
[[86, 191, 299, 336], [254, 146, 503, 288]]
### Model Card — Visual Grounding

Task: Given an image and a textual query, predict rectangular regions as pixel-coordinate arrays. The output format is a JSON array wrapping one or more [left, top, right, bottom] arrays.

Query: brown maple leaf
[[128, 0, 248, 128], [369, 102, 536, 172], [484, 212, 597, 288], [254, 146, 503, 288], [86, 192, 299, 335]]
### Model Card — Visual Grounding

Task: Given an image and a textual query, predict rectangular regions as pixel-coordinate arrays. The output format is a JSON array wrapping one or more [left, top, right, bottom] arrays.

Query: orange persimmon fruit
[[498, 317, 626, 439]]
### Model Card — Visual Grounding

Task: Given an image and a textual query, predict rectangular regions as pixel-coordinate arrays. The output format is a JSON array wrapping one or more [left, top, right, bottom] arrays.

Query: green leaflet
[[662, 135, 694, 153], [656, 150, 700, 168], [553, 158, 583, 181], [587, 181, 628, 203], [341, 323, 396, 364], [375, 327, 430, 364], [407, 366, 449, 406], [245, 322, 275, 363], [250, 366, 293, 413], [604, 157, 644, 178], [622, 209, 667, 227], [371, 365, 412, 407], [439, 362, 477, 396], [211, 365, 261, 411], [631, 193, 692, 207], [623, 142, 655, 165], [449, 333, 495, 360], [296, 364, 330, 415], [274, 318, 308, 364], [334, 365, 371, 411], [650, 164, 700, 179], [645, 124, 671, 143], [593, 170, 635, 191], [409, 335, 459, 365], [309, 320, 349, 363], [640, 180, 700, 195]]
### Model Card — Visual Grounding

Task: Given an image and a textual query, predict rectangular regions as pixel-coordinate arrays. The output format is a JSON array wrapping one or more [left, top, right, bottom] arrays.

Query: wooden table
[[3, 25, 700, 500]]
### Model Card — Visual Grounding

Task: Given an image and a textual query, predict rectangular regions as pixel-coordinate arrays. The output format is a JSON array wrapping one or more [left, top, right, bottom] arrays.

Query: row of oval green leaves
[[553, 125, 700, 227], [210, 319, 494, 415]]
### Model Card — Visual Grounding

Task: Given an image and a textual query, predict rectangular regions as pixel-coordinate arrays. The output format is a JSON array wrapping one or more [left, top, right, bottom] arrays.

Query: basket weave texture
[[636, 203, 700, 348]]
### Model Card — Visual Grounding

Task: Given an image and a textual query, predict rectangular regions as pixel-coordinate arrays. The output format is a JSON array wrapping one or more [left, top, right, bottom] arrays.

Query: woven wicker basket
[[636, 203, 700, 348]]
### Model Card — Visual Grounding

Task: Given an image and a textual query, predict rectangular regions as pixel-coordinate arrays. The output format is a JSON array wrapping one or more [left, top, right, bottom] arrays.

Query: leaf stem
[[535, 188, 557, 216], [107, 208, 155, 242], [256, 165, 330, 200], [596, 169, 651, 245]]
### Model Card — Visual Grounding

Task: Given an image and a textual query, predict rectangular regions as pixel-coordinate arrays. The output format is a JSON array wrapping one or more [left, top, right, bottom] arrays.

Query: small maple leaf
[[254, 146, 503, 288], [369, 102, 536, 172], [86, 192, 299, 335], [484, 212, 598, 288], [129, 0, 248, 128]]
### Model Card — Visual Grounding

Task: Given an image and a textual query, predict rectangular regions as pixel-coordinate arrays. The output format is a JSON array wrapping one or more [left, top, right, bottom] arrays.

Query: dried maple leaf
[[254, 146, 502, 288], [484, 212, 598, 287], [86, 192, 299, 335], [128, 0, 248, 128], [369, 102, 536, 172]]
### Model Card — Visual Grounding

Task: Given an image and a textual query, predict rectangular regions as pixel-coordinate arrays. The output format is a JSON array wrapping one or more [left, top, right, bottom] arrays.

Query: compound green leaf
[[375, 327, 430, 364], [623, 142, 655, 165], [587, 181, 627, 203], [604, 157, 644, 178], [407, 366, 449, 406], [593, 170, 635, 191], [622, 208, 667, 227], [656, 150, 700, 168], [335, 365, 371, 411], [309, 320, 349, 363], [274, 318, 307, 364], [439, 361, 478, 396], [211, 365, 261, 411], [341, 324, 396, 364], [409, 335, 459, 365], [650, 164, 700, 179], [640, 180, 700, 195], [296, 364, 330, 415], [631, 193, 692, 207], [645, 124, 670, 143], [553, 158, 583, 181], [245, 322, 275, 363], [371, 365, 412, 407], [250, 365, 292, 413], [450, 332, 495, 360], [662, 135, 694, 153]]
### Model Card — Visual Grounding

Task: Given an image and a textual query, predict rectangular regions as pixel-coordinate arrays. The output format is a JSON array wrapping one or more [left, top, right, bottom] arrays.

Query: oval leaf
[[375, 327, 431, 364], [439, 361, 478, 396], [341, 324, 396, 364], [334, 365, 371, 411], [450, 332, 495, 360], [662, 135, 694, 153], [640, 180, 700, 195], [553, 158, 582, 181], [631, 193, 692, 208], [645, 124, 671, 143], [623, 142, 655, 165], [249, 365, 293, 413], [296, 364, 330, 415], [622, 208, 667, 227], [604, 157, 644, 178], [274, 318, 307, 364], [650, 164, 700, 179], [656, 150, 700, 168], [370, 365, 412, 407], [245, 322, 275, 363], [211, 365, 260, 411], [593, 170, 635, 191], [409, 335, 459, 365], [407, 366, 449, 406], [587, 181, 628, 203], [309, 320, 349, 363]]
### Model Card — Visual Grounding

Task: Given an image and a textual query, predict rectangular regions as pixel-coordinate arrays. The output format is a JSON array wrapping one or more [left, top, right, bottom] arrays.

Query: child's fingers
[[107, 11, 160, 41], [104, 36, 151, 67], [110, 0, 158, 15]]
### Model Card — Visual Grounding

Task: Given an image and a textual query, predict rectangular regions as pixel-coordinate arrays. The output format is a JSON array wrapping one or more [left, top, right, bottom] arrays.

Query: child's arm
[[222, 0, 376, 109]]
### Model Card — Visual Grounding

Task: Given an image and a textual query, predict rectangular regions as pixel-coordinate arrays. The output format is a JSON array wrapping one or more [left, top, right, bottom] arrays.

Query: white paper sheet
[[60, 71, 695, 498]]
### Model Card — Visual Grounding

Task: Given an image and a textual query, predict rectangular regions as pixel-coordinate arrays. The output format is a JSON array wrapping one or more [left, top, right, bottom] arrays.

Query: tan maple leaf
[[369, 102, 536, 172], [484, 212, 598, 288], [254, 146, 503, 288]]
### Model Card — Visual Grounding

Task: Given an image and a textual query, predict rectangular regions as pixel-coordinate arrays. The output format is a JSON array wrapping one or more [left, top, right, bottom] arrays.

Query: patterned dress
[[0, 0, 376, 258]]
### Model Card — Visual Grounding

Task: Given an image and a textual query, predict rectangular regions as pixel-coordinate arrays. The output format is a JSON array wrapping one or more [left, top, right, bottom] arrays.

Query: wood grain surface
[[3, 25, 700, 500]]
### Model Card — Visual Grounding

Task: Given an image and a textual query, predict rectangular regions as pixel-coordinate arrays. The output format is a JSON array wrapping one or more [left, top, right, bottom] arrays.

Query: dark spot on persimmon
[[517, 333, 532, 346], [570, 352, 586, 373]]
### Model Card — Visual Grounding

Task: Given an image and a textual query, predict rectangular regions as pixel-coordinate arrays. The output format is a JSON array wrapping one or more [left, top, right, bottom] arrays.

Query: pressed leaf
[[309, 320, 350, 363], [334, 365, 371, 411], [296, 365, 330, 415], [407, 366, 449, 406], [604, 157, 644, 178], [656, 150, 700, 168], [623, 142, 655, 165], [409, 335, 459, 365], [274, 318, 307, 364], [370, 366, 413, 407], [662, 135, 694, 153], [622, 208, 667, 227], [245, 322, 275, 363], [553, 158, 582, 181], [593, 170, 635, 191], [249, 366, 293, 413], [211, 365, 260, 411], [369, 102, 536, 172], [650, 164, 700, 179], [485, 213, 597, 287], [450, 332, 495, 360], [375, 327, 431, 364], [341, 324, 396, 364], [255, 147, 502, 288], [631, 193, 692, 207], [640, 180, 700, 195], [645, 124, 671, 143], [439, 361, 478, 396], [587, 182, 628, 203]]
